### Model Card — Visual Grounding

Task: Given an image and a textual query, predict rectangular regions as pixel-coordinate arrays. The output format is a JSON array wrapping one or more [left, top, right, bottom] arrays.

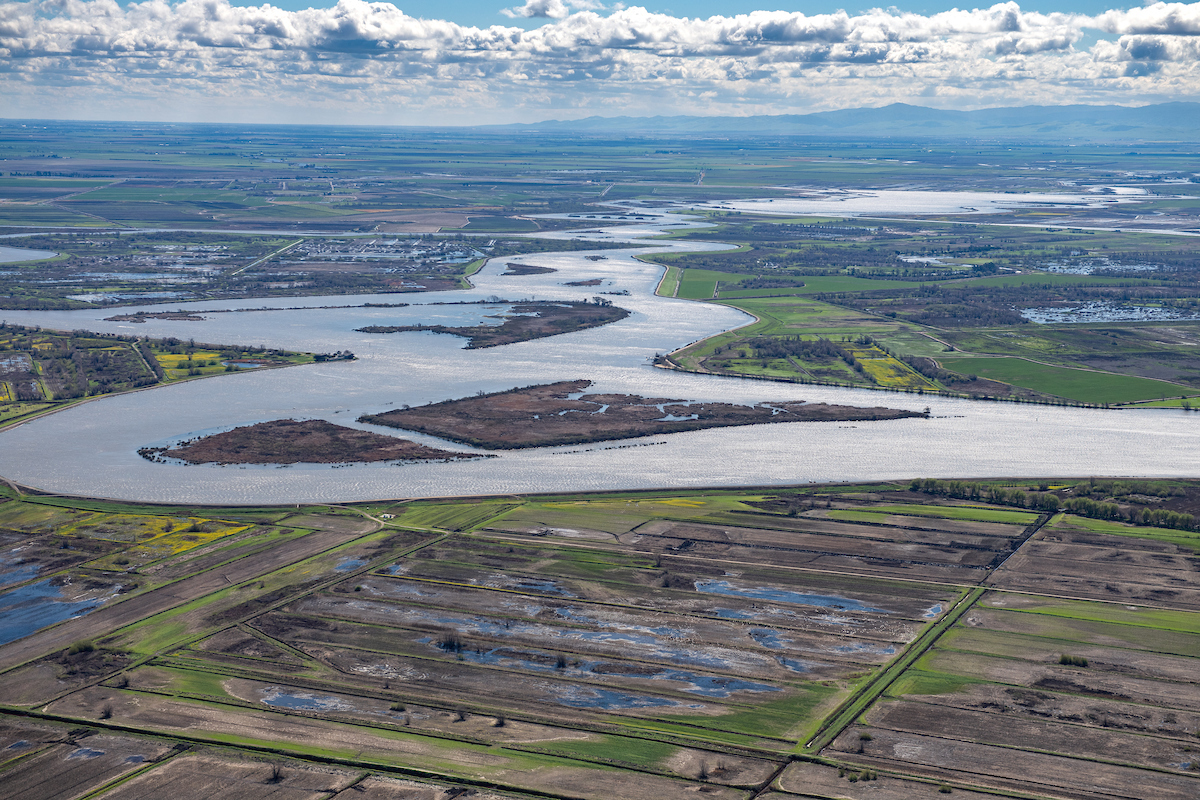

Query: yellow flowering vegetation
[[153, 350, 224, 380], [57, 512, 250, 570], [846, 344, 937, 390]]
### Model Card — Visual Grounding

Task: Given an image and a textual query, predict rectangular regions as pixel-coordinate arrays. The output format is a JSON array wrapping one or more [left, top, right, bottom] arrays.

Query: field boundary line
[[22, 531, 448, 712], [230, 238, 303, 276], [74, 744, 190, 800], [0, 708, 600, 800], [475, 530, 981, 592], [983, 512, 1051, 580], [801, 586, 986, 754]]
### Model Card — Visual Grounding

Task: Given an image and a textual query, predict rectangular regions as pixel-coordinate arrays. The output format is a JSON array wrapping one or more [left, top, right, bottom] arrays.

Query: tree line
[[910, 478, 1197, 532]]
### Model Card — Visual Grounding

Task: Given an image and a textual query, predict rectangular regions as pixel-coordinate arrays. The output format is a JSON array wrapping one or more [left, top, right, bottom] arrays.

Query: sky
[[1, 1, 1197, 125]]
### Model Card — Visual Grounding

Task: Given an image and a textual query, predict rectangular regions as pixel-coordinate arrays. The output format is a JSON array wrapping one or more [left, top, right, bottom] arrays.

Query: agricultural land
[[0, 324, 316, 429], [0, 479, 1195, 799], [650, 217, 1200, 408], [3, 121, 1200, 799]]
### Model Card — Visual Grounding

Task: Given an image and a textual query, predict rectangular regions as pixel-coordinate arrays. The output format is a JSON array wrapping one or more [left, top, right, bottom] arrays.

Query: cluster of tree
[[734, 277, 807, 291], [911, 478, 1198, 531], [38, 345, 156, 399], [1129, 506, 1197, 530], [313, 350, 355, 362], [898, 302, 1029, 328], [137, 341, 165, 380], [11, 380, 42, 401], [1071, 479, 1185, 500], [910, 478, 1062, 512], [749, 335, 855, 365]]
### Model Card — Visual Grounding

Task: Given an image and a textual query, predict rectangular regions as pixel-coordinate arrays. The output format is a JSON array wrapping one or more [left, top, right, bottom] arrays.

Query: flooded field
[[705, 189, 1140, 217], [0, 483, 1195, 800], [1022, 302, 1200, 324]]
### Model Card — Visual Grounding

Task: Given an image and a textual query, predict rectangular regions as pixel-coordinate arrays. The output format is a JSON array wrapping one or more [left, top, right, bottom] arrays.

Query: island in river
[[359, 379, 927, 449], [355, 300, 629, 348], [138, 419, 486, 465]]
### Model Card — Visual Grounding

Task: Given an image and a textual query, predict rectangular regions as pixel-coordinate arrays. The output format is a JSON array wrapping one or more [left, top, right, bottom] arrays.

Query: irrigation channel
[[0, 195, 1197, 504]]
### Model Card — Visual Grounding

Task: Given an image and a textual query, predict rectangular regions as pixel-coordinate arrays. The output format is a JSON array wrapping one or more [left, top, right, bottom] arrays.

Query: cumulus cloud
[[0, 0, 1198, 124], [502, 0, 569, 19]]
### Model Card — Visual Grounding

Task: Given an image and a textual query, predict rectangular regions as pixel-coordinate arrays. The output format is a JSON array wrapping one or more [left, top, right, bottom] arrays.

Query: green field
[[937, 356, 1190, 404]]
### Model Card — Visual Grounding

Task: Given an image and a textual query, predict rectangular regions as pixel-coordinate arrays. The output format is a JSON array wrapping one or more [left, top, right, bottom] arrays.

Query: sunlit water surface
[[0, 206, 1196, 504]]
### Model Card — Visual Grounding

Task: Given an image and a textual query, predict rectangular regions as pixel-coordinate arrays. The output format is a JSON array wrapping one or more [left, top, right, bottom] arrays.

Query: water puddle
[[549, 686, 682, 710], [489, 577, 575, 597], [748, 628, 790, 650], [554, 607, 684, 637], [261, 687, 356, 713], [831, 642, 897, 656], [713, 608, 753, 620], [67, 748, 105, 760], [334, 558, 367, 572], [923, 604, 944, 619], [332, 600, 757, 673], [0, 558, 39, 589], [657, 669, 778, 697], [0, 579, 120, 647], [365, 580, 431, 598], [694, 580, 888, 613]]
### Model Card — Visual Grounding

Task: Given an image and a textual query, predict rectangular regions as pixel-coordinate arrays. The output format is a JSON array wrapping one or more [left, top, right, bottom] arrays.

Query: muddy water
[[0, 207, 1197, 504]]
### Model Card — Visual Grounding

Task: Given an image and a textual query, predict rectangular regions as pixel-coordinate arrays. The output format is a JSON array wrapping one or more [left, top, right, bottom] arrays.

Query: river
[[0, 204, 1196, 504]]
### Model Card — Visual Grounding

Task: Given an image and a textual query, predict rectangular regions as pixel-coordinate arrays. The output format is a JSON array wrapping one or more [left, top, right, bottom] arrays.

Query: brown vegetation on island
[[104, 311, 207, 322], [355, 300, 629, 348], [501, 263, 556, 275], [360, 379, 926, 449], [138, 419, 484, 465]]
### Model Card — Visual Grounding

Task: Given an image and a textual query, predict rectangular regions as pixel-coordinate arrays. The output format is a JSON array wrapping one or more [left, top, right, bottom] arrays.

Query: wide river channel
[[0, 196, 1197, 504]]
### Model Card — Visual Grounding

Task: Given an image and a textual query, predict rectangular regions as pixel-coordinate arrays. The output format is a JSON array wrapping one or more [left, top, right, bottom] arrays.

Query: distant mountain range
[[493, 103, 1200, 142]]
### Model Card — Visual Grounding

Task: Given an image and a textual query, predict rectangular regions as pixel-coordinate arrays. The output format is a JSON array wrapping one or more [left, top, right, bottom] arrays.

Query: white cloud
[[502, 0, 570, 20], [0, 1, 1198, 125], [501, 0, 605, 19]]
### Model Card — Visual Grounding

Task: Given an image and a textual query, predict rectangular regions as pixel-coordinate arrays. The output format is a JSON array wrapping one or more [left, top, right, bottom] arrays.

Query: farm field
[[3, 124, 1200, 797], [5, 124, 1200, 410], [0, 479, 1196, 798], [0, 324, 318, 431], [649, 208, 1200, 407]]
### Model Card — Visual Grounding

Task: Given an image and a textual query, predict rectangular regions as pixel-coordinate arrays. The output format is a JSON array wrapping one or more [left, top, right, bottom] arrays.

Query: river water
[[0, 206, 1196, 504], [0, 245, 56, 263]]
